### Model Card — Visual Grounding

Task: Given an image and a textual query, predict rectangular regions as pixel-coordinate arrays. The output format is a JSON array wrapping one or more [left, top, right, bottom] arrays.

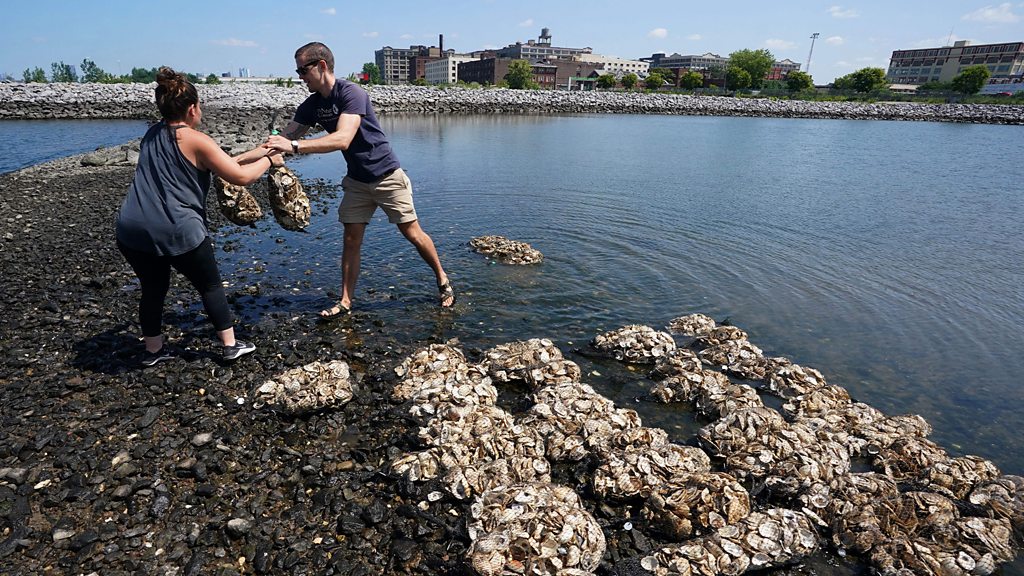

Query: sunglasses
[[295, 59, 322, 76]]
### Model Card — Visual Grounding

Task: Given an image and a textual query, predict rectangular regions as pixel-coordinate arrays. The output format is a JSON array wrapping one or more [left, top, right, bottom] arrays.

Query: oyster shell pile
[[591, 324, 676, 364], [267, 165, 310, 231], [467, 482, 605, 576], [520, 381, 642, 461], [591, 442, 712, 500], [482, 338, 580, 388], [255, 360, 352, 415], [642, 471, 752, 540], [213, 176, 262, 226], [667, 313, 717, 337], [469, 235, 544, 265], [641, 508, 820, 575], [644, 314, 1024, 575]]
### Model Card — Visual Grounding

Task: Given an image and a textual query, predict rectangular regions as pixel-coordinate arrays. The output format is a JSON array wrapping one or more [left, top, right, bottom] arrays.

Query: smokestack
[[439, 34, 444, 53]]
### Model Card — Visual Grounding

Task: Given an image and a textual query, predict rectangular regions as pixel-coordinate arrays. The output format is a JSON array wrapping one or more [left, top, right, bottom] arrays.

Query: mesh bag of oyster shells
[[666, 313, 717, 337], [267, 165, 310, 231], [641, 508, 819, 576], [467, 482, 606, 576], [213, 176, 263, 226], [522, 381, 642, 461], [483, 338, 562, 382], [444, 455, 552, 500], [255, 360, 353, 415], [469, 235, 544, 265], [417, 404, 546, 463], [641, 471, 752, 540], [591, 443, 712, 500], [392, 344, 468, 401], [591, 324, 677, 364]]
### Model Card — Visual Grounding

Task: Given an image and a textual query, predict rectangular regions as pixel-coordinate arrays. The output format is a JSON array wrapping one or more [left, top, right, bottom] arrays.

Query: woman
[[116, 67, 281, 366]]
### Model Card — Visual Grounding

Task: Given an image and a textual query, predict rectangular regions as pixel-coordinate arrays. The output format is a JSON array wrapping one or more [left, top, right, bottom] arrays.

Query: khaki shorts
[[338, 167, 418, 224]]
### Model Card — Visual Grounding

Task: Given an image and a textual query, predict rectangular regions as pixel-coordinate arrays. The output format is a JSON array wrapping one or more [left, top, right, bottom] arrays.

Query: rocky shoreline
[[3, 81, 1024, 125], [3, 88, 1024, 576]]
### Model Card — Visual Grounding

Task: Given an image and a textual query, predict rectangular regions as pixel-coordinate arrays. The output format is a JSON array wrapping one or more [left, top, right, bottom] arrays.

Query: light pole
[[807, 33, 820, 75]]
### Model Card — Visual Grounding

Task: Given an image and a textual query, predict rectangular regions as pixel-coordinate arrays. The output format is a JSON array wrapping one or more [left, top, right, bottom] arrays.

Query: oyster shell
[[469, 235, 543, 265], [267, 165, 310, 231], [591, 324, 677, 364], [642, 471, 752, 540], [666, 313, 717, 337], [468, 482, 605, 575], [592, 443, 712, 500], [483, 338, 580, 388], [255, 360, 352, 415], [213, 176, 262, 226]]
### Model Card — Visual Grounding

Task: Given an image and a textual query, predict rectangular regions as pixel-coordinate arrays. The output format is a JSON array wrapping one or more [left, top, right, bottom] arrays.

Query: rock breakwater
[[2, 82, 1023, 125]]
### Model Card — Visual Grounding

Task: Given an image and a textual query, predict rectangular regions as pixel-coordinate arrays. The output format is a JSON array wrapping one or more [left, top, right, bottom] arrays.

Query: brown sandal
[[438, 282, 456, 308]]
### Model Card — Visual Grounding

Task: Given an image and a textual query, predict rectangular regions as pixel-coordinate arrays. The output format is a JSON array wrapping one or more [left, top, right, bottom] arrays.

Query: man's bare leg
[[397, 220, 453, 307], [322, 222, 366, 316]]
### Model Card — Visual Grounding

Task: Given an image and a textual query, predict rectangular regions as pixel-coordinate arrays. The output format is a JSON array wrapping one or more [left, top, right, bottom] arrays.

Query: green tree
[[80, 58, 112, 83], [951, 65, 990, 95], [917, 80, 951, 92], [504, 60, 538, 89], [23, 67, 47, 83], [650, 67, 676, 86], [785, 70, 814, 92], [596, 74, 617, 89], [725, 66, 752, 90], [411, 77, 428, 86], [833, 67, 887, 92], [620, 72, 638, 90], [644, 72, 665, 90], [206, 74, 221, 85], [362, 62, 381, 84], [131, 67, 158, 83], [728, 48, 774, 89], [50, 61, 77, 83], [679, 70, 704, 90]]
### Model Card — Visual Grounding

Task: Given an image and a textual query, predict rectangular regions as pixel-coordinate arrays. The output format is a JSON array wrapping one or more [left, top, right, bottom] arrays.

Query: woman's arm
[[190, 131, 280, 185]]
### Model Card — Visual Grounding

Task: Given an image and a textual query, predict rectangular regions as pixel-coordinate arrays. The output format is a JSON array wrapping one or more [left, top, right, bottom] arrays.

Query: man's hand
[[263, 134, 293, 154]]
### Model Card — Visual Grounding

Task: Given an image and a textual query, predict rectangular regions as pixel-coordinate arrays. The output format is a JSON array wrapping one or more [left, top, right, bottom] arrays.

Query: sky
[[1, 1, 1022, 84]]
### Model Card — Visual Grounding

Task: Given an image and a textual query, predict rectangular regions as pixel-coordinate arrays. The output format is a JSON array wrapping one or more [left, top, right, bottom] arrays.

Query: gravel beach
[[2, 85, 1023, 576]]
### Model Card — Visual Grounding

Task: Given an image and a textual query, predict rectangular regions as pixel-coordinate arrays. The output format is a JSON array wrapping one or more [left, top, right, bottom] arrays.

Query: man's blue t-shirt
[[294, 79, 400, 183]]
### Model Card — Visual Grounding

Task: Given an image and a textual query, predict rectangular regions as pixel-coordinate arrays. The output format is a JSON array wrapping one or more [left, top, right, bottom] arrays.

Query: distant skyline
[[2, 1, 1022, 84]]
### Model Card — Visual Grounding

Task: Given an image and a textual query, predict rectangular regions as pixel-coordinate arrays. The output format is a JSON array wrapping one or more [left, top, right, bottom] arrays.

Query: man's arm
[[264, 114, 360, 155]]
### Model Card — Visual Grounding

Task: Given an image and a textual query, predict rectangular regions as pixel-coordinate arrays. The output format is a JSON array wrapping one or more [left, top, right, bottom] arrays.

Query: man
[[264, 42, 454, 316]]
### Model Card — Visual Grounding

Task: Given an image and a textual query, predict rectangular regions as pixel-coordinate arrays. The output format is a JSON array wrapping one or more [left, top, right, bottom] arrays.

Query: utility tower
[[806, 32, 820, 74]]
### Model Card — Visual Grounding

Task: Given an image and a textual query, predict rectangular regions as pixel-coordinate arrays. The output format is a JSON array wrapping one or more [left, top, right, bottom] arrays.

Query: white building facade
[[574, 54, 649, 75], [425, 55, 476, 85]]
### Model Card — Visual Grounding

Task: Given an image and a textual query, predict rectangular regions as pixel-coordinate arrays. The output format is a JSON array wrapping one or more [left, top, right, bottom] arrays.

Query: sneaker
[[223, 340, 256, 361], [141, 348, 175, 367]]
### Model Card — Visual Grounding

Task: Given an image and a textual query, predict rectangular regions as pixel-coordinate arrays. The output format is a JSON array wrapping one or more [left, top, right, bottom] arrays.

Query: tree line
[[20, 59, 223, 85]]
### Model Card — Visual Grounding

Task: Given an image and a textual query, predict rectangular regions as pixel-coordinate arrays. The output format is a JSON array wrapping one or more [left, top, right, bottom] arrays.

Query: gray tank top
[[115, 121, 212, 256]]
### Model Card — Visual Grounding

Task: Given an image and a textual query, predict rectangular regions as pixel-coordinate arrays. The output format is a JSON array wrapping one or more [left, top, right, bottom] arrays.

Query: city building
[[573, 53, 649, 75], [495, 28, 592, 61], [425, 55, 476, 85], [767, 59, 801, 81], [886, 40, 1024, 85], [375, 36, 452, 84], [642, 52, 729, 71]]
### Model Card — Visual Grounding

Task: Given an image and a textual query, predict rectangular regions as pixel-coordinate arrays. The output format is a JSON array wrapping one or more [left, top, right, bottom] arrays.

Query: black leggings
[[118, 238, 233, 337]]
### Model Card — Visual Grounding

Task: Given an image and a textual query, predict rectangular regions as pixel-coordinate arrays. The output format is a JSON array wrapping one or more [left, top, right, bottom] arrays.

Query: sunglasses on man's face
[[296, 60, 321, 76]]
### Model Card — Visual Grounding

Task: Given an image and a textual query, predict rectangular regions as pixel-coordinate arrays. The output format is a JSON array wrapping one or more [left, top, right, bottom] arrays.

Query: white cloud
[[836, 60, 852, 67], [765, 38, 797, 50], [211, 38, 257, 47], [321, 7, 336, 15], [647, 28, 668, 39], [828, 5, 859, 18], [826, 36, 844, 45], [362, 31, 379, 38], [962, 3, 1020, 22], [519, 18, 534, 27], [856, 56, 875, 62], [687, 34, 702, 41], [400, 33, 414, 40]]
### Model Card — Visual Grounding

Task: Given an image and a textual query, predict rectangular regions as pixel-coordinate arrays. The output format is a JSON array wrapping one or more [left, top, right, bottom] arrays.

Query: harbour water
[[0, 118, 148, 174], [10, 114, 1024, 573]]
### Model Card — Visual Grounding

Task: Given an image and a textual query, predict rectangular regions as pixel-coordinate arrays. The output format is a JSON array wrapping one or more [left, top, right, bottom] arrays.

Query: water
[[0, 119, 149, 174], [14, 115, 1024, 573]]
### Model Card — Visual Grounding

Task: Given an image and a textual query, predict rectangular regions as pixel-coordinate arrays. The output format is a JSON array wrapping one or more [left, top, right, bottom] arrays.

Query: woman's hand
[[268, 151, 285, 167]]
